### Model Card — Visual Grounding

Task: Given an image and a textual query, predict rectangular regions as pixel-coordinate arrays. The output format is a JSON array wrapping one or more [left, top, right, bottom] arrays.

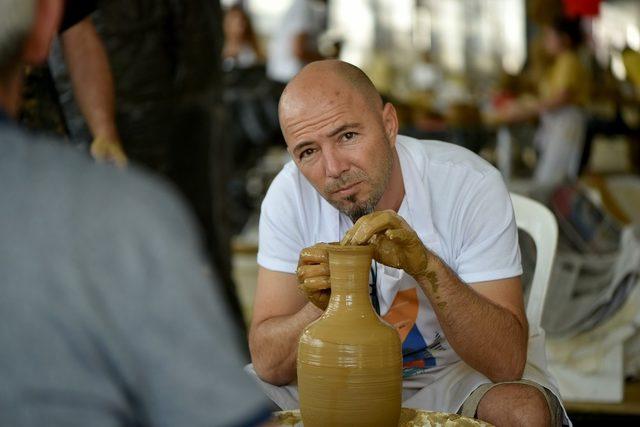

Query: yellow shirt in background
[[622, 49, 640, 93], [539, 51, 590, 106]]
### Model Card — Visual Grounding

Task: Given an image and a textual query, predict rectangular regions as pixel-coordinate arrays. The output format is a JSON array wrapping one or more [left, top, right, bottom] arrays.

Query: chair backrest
[[510, 192, 558, 329]]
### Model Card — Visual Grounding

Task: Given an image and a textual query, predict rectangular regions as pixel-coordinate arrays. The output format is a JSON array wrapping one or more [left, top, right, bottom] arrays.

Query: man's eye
[[300, 148, 315, 159], [343, 132, 356, 141]]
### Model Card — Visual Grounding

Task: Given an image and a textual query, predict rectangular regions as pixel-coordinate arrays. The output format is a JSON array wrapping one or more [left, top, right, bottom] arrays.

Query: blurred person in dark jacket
[[85, 0, 245, 338]]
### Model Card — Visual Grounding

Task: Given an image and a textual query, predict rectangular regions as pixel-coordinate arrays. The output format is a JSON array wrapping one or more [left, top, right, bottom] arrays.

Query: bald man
[[248, 60, 569, 426]]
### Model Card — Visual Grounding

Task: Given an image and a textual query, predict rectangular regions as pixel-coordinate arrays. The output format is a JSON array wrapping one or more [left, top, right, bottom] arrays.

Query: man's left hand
[[341, 210, 430, 281]]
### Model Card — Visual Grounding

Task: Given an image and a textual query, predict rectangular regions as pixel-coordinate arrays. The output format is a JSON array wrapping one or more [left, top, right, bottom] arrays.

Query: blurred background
[[222, 1, 640, 424], [24, 0, 640, 424], [221, 0, 639, 237]]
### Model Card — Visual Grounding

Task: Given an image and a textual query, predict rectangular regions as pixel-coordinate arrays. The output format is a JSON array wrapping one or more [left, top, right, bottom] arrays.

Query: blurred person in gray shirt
[[0, 1, 271, 425]]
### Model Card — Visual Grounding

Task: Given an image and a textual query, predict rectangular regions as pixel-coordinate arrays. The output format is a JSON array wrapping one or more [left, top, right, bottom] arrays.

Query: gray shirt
[[0, 123, 269, 426]]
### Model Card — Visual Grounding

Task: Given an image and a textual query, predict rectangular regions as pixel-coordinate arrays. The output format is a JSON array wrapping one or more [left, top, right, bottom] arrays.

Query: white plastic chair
[[510, 192, 558, 329]]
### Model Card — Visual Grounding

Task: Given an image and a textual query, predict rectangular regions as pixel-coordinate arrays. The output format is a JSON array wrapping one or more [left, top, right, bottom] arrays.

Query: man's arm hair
[[249, 267, 322, 385], [417, 255, 528, 382]]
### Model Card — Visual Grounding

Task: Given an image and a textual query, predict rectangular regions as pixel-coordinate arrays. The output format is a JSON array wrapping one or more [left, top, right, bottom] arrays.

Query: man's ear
[[21, 0, 64, 66], [382, 102, 399, 146]]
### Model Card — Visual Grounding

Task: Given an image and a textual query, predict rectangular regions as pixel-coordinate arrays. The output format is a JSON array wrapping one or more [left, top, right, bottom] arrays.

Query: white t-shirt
[[266, 0, 326, 83], [258, 135, 522, 377], [258, 137, 568, 423]]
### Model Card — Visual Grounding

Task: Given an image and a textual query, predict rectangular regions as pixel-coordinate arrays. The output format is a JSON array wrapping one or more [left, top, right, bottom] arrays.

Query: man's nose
[[323, 147, 349, 178]]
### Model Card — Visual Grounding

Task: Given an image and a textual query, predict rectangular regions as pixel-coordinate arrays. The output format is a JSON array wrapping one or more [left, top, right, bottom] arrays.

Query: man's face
[[282, 87, 395, 222]]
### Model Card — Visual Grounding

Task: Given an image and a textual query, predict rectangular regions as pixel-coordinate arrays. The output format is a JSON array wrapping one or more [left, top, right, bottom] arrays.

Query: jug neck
[[324, 245, 377, 318]]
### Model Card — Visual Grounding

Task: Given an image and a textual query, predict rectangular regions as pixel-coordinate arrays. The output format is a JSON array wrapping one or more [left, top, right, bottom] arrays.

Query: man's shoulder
[[0, 125, 190, 232], [260, 158, 332, 240], [397, 135, 497, 182], [265, 159, 312, 200], [0, 125, 87, 177]]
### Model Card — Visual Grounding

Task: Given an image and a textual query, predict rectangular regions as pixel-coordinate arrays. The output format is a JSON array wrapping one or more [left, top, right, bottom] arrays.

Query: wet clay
[[272, 408, 494, 427], [297, 245, 402, 427]]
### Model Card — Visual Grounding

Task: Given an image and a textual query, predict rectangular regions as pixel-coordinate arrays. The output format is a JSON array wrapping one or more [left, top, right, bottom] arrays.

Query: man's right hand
[[90, 136, 128, 168], [296, 243, 331, 310]]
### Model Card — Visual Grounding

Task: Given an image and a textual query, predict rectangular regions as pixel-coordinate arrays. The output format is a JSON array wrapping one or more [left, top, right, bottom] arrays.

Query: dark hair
[[550, 17, 584, 48], [225, 5, 263, 60]]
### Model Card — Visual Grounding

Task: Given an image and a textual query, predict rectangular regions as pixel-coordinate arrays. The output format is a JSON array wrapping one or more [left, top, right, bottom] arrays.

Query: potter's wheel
[[273, 408, 494, 426]]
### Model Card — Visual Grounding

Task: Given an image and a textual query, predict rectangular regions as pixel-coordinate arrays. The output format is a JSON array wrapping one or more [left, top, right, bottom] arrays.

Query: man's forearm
[[417, 255, 528, 382], [249, 303, 322, 386], [61, 17, 119, 141]]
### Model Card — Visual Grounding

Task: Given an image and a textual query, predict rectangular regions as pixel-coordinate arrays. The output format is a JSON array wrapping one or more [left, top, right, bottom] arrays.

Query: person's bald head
[[279, 60, 383, 128], [277, 60, 400, 222]]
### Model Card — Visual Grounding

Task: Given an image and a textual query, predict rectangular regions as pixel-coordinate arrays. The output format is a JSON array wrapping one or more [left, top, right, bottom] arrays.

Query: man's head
[[0, 0, 63, 113], [279, 60, 399, 222]]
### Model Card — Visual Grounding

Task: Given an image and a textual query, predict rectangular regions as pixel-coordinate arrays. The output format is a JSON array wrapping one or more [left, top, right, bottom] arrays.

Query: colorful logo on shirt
[[382, 288, 442, 376]]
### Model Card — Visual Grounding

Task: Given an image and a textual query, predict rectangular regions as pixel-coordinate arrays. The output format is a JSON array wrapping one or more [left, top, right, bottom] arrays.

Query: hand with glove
[[296, 243, 332, 310], [90, 136, 128, 168], [341, 210, 431, 281]]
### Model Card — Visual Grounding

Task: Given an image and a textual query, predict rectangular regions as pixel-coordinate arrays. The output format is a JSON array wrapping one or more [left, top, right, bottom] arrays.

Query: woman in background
[[497, 17, 590, 185], [222, 5, 264, 71]]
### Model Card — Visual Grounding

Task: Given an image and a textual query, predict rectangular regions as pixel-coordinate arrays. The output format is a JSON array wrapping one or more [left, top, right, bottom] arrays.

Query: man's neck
[[0, 70, 24, 118], [375, 148, 405, 212]]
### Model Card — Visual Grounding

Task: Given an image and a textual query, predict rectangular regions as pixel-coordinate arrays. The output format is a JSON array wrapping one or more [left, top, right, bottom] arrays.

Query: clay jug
[[297, 245, 402, 427]]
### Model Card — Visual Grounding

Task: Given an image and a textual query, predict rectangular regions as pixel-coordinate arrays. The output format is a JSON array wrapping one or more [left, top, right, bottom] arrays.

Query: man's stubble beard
[[326, 141, 394, 223]]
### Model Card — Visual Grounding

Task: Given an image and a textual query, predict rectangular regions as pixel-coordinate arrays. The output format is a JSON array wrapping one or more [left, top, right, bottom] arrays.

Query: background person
[[0, 1, 270, 425], [88, 0, 246, 341], [494, 17, 590, 185], [266, 0, 328, 85], [21, 0, 127, 166], [222, 4, 264, 71]]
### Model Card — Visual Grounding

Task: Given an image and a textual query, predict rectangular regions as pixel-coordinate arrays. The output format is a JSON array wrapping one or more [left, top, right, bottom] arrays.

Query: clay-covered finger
[[299, 245, 329, 264], [340, 226, 359, 245], [372, 237, 403, 269], [340, 212, 372, 244], [385, 228, 415, 243], [297, 263, 330, 281], [300, 276, 331, 292], [349, 211, 402, 244], [341, 211, 383, 245], [340, 228, 354, 245]]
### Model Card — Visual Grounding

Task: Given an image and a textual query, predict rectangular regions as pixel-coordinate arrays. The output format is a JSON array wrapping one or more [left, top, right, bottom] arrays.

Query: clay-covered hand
[[90, 136, 128, 168], [297, 243, 332, 310], [341, 210, 430, 280]]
